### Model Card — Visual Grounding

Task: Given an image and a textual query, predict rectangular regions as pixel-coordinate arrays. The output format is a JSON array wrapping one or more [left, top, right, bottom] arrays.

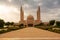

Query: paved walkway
[[0, 27, 60, 39]]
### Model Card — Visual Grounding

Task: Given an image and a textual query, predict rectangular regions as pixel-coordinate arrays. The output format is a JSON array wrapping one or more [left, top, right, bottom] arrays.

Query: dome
[[27, 15, 34, 19], [27, 15, 34, 25]]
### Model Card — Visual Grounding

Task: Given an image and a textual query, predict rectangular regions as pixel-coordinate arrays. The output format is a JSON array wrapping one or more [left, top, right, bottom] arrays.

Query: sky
[[0, 0, 60, 23]]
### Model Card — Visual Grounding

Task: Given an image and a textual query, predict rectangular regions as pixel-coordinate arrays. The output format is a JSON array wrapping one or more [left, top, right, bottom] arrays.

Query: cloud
[[23, 3, 32, 9], [41, 8, 60, 22], [0, 4, 19, 22], [0, 0, 60, 22]]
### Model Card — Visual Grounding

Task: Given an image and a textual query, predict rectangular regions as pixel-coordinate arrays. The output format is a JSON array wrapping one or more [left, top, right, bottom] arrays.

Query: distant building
[[19, 6, 42, 27]]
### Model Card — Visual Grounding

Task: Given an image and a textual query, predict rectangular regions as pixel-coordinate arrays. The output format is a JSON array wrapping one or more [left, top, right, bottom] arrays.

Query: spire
[[20, 6, 24, 21], [37, 6, 40, 20], [20, 6, 23, 11], [38, 6, 40, 13]]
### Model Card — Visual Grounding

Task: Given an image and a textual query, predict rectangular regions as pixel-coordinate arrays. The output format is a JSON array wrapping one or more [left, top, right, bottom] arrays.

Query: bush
[[19, 24, 24, 28], [0, 29, 7, 34], [34, 23, 44, 27]]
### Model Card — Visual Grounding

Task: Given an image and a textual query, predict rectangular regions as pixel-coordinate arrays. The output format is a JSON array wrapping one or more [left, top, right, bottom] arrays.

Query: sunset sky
[[0, 0, 60, 23]]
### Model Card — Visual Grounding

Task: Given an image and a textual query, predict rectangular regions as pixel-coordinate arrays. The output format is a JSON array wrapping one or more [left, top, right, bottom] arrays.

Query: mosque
[[19, 6, 42, 27]]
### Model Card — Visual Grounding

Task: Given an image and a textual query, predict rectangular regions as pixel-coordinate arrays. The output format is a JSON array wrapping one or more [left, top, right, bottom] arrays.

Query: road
[[0, 27, 60, 40]]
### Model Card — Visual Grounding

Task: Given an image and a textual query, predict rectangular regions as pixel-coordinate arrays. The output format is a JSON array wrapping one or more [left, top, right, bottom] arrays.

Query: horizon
[[0, 0, 60, 23]]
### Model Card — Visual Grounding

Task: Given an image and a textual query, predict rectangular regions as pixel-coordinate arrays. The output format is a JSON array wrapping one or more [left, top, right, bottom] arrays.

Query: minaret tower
[[37, 6, 40, 21], [20, 6, 24, 21]]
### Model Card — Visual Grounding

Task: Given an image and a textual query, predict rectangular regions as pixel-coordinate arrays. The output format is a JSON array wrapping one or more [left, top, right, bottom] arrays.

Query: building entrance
[[28, 24, 33, 27]]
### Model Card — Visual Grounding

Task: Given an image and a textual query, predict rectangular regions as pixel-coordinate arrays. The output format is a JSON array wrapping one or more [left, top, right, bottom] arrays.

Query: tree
[[49, 20, 55, 26], [10, 22, 14, 25], [5, 22, 10, 27], [0, 19, 5, 28], [56, 21, 60, 27]]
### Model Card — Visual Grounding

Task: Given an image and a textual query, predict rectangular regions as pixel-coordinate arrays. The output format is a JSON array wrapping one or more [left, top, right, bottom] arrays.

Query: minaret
[[37, 6, 40, 21], [20, 6, 24, 21]]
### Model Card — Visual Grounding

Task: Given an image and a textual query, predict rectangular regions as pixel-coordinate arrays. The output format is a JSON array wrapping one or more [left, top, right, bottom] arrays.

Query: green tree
[[49, 20, 55, 26], [5, 22, 10, 27], [10, 22, 14, 25], [0, 19, 5, 28], [56, 21, 60, 27]]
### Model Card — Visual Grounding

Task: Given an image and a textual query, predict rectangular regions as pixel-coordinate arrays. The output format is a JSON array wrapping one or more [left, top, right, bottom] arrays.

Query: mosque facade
[[19, 6, 41, 27]]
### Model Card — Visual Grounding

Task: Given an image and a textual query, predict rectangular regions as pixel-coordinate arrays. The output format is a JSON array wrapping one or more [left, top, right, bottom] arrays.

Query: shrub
[[19, 24, 24, 28]]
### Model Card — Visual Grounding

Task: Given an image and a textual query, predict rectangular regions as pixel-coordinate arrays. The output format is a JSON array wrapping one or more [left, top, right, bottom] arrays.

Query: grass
[[34, 26, 60, 34], [0, 26, 25, 34]]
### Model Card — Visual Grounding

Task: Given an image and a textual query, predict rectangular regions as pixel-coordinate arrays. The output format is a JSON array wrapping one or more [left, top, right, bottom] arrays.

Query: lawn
[[34, 26, 60, 34]]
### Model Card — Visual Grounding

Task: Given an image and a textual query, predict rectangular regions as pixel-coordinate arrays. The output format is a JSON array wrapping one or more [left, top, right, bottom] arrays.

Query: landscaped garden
[[0, 19, 25, 34], [0, 19, 60, 34], [34, 20, 60, 34]]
